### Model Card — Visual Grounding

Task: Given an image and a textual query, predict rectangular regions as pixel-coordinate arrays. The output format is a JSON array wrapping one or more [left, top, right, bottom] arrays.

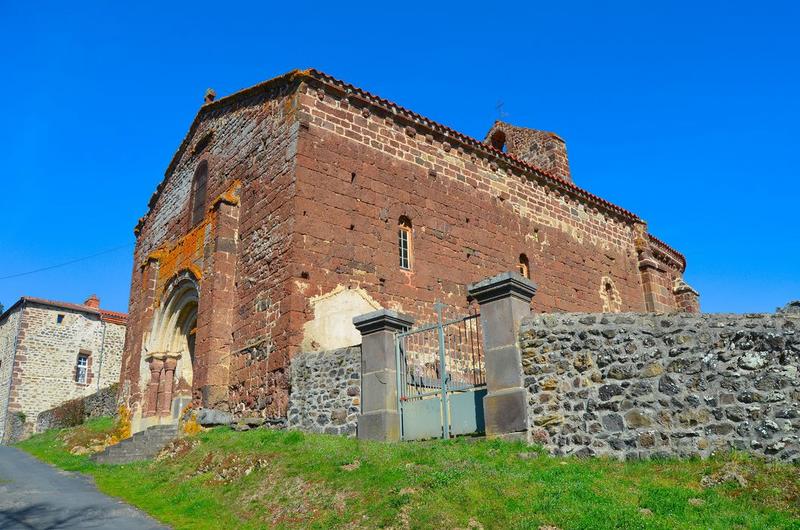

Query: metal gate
[[395, 303, 486, 440]]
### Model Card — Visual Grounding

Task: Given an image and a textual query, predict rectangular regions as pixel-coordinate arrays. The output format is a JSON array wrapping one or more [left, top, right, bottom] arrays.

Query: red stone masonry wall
[[636, 232, 693, 313], [291, 81, 648, 328], [226, 91, 301, 418]]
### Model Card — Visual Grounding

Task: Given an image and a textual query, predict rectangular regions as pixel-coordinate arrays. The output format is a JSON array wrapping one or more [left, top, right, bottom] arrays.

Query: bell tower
[[484, 121, 572, 183]]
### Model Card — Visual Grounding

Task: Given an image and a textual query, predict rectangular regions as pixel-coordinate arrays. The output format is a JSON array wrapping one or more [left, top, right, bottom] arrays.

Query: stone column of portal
[[159, 356, 179, 416], [353, 309, 415, 441], [468, 272, 537, 441], [145, 357, 164, 417]]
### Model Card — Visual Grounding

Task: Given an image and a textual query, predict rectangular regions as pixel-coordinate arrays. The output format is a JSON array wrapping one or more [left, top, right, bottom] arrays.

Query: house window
[[398, 216, 413, 270], [190, 161, 209, 226], [56, 314, 65, 325], [518, 254, 530, 279], [75, 353, 89, 384]]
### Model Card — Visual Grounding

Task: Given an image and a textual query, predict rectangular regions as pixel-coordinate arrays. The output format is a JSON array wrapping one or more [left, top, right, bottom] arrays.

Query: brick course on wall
[[122, 69, 697, 427], [286, 346, 360, 436], [520, 306, 800, 461]]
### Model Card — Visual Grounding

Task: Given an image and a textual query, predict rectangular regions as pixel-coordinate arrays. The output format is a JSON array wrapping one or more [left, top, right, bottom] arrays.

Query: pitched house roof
[[0, 296, 128, 326]]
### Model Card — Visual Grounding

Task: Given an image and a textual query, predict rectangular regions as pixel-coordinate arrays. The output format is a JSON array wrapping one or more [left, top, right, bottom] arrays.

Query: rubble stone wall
[[520, 308, 800, 461], [287, 346, 360, 436], [36, 383, 119, 432]]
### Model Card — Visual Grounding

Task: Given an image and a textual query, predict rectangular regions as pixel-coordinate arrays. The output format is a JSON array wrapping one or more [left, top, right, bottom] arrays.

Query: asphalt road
[[0, 445, 168, 529]]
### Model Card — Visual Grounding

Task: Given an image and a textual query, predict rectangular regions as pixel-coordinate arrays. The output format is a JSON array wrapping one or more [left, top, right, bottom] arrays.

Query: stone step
[[91, 424, 179, 465]]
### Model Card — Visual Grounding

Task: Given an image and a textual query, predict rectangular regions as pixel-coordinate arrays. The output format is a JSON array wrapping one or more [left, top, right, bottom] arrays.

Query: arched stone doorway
[[143, 274, 199, 425]]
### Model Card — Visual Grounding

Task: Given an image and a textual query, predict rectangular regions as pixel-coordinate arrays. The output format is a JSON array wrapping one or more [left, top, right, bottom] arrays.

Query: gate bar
[[395, 336, 403, 438], [434, 302, 450, 439]]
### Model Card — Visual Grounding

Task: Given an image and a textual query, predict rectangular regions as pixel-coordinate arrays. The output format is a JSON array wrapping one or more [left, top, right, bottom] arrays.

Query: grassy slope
[[17, 419, 800, 530]]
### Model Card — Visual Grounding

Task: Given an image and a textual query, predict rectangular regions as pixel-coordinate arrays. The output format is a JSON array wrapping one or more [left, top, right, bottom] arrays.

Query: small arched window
[[398, 216, 413, 270], [190, 161, 208, 226], [518, 254, 530, 279]]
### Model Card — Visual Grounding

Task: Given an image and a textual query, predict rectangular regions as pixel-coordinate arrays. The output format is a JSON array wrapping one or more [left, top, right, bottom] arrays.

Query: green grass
[[17, 419, 800, 529]]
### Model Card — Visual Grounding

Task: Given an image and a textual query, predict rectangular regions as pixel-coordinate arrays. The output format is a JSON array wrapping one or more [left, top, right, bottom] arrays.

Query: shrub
[[106, 404, 132, 445]]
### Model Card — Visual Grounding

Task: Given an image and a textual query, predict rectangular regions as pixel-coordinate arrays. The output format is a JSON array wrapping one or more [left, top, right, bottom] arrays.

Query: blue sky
[[1, 1, 798, 314]]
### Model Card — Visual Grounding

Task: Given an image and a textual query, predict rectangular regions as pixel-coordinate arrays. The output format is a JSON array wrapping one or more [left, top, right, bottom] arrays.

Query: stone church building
[[120, 69, 699, 433], [0, 295, 127, 442]]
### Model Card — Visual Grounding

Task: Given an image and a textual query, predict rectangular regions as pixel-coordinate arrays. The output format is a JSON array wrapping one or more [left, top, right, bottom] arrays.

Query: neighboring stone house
[[0, 295, 127, 442], [120, 68, 699, 434]]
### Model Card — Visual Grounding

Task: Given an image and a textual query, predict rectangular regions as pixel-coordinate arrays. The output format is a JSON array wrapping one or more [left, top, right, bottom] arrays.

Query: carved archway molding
[[144, 270, 200, 419]]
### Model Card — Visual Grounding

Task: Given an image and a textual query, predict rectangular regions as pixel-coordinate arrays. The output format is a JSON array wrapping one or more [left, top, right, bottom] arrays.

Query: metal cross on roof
[[495, 100, 509, 120]]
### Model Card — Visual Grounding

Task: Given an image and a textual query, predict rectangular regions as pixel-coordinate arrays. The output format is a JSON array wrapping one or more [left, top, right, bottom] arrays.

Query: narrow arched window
[[190, 161, 208, 226], [518, 253, 530, 279], [398, 216, 413, 270]]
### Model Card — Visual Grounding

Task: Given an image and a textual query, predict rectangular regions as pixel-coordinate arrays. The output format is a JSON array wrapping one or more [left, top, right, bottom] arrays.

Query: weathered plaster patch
[[301, 286, 381, 351]]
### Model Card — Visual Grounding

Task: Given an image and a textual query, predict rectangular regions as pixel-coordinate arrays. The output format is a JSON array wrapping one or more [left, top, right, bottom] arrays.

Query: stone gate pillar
[[353, 309, 415, 441], [468, 272, 537, 441]]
